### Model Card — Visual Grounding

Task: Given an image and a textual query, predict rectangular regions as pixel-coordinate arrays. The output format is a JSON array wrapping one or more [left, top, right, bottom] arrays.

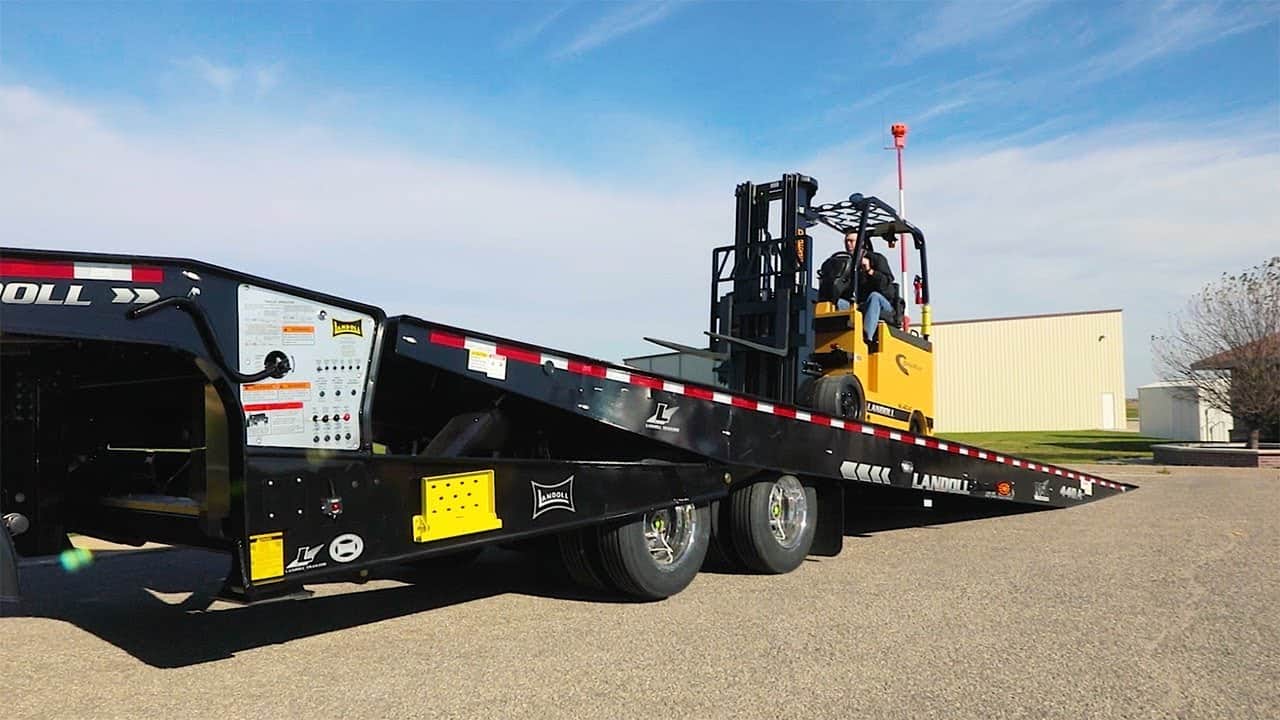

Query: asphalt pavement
[[2, 464, 1276, 720]]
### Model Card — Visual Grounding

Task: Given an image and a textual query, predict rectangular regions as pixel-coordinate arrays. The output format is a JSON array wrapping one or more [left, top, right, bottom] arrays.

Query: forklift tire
[[597, 503, 710, 600], [909, 412, 928, 436], [558, 527, 613, 593], [812, 375, 865, 421], [730, 476, 817, 574]]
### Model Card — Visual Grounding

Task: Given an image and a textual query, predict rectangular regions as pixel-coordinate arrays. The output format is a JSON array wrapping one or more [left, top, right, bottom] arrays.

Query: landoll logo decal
[[286, 544, 325, 572], [331, 318, 364, 337], [0, 283, 92, 306], [645, 402, 680, 433], [531, 476, 576, 519], [911, 472, 972, 495]]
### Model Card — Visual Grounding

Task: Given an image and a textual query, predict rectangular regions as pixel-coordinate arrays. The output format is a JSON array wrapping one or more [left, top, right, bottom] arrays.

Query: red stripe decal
[[924, 438, 940, 449], [0, 260, 74, 279], [497, 345, 541, 365], [684, 386, 714, 401], [429, 331, 466, 348], [731, 396, 756, 410], [810, 415, 831, 427], [774, 406, 797, 419], [631, 375, 665, 390], [873, 428, 892, 439], [244, 402, 305, 412], [131, 266, 164, 283], [568, 360, 607, 378]]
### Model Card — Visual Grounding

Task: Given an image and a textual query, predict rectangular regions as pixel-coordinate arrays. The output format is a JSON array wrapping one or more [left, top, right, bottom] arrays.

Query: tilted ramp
[[388, 316, 1137, 509]]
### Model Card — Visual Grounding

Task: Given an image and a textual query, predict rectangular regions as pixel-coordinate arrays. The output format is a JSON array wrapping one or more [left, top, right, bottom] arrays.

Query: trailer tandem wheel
[[730, 475, 816, 574], [597, 503, 710, 600], [558, 527, 614, 593]]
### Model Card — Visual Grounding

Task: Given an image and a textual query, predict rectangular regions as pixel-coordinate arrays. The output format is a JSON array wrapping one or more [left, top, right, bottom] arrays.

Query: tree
[[1152, 257, 1280, 449]]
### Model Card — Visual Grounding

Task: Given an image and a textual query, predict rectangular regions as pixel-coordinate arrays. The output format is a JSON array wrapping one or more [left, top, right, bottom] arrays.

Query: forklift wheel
[[812, 375, 865, 421], [597, 503, 710, 600], [730, 476, 816, 574], [909, 412, 928, 436]]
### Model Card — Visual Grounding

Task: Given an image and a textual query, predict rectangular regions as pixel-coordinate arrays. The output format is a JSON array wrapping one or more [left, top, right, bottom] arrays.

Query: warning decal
[[249, 532, 285, 582], [238, 285, 376, 450]]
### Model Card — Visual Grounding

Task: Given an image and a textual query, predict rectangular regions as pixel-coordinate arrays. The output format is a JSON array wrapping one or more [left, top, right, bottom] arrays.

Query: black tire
[[909, 412, 927, 436], [597, 504, 710, 600], [706, 498, 745, 570], [730, 475, 817, 574], [813, 375, 865, 421], [558, 527, 613, 592]]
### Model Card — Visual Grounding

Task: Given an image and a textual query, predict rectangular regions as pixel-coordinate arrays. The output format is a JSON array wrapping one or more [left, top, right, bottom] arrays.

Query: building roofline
[[1191, 333, 1280, 370], [932, 308, 1123, 327]]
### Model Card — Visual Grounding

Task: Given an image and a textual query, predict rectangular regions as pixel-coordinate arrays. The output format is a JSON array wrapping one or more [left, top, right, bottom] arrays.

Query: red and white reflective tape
[[0, 259, 164, 283], [426, 330, 1128, 491]]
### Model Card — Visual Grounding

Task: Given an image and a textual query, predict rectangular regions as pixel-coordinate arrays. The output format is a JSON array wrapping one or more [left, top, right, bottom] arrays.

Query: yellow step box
[[412, 469, 503, 542]]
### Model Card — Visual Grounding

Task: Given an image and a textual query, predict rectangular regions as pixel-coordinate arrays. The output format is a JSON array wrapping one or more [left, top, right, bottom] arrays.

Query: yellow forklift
[[647, 173, 935, 434], [807, 189, 935, 435]]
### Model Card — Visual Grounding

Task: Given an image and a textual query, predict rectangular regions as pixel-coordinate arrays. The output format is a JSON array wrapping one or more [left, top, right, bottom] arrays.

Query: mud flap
[[808, 479, 843, 557], [0, 522, 19, 602]]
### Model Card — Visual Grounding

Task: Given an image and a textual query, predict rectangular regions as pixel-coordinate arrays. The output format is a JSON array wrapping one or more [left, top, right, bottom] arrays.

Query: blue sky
[[2, 1, 1278, 395]]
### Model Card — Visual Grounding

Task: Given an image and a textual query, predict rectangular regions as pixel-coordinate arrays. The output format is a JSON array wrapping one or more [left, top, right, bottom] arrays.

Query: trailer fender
[[807, 478, 843, 557]]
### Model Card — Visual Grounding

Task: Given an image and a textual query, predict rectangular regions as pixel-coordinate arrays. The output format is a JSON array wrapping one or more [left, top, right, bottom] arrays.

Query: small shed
[[1138, 381, 1233, 442]]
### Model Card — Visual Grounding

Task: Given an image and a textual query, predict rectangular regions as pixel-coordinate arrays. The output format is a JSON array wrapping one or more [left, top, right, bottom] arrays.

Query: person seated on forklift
[[848, 232, 897, 351]]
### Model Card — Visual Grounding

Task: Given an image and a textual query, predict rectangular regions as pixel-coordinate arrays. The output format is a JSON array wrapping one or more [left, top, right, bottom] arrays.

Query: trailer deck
[[0, 240, 1134, 605]]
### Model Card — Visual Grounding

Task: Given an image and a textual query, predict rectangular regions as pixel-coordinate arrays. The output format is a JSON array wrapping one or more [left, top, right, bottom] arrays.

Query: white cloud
[[503, 4, 571, 51], [553, 2, 677, 59], [176, 57, 284, 97], [802, 117, 1280, 391], [1076, 1, 1278, 84], [2, 85, 1276, 392], [254, 64, 284, 97], [0, 84, 729, 364], [181, 56, 238, 94], [893, 0, 1048, 62]]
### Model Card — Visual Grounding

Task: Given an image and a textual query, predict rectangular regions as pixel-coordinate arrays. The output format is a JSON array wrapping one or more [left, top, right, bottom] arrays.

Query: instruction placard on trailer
[[238, 285, 376, 450]]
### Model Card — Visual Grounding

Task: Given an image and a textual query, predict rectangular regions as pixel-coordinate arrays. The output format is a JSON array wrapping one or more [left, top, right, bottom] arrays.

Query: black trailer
[[0, 240, 1134, 604]]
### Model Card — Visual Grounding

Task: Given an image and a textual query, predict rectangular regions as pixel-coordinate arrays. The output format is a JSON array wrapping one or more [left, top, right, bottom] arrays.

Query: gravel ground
[[2, 464, 1276, 720]]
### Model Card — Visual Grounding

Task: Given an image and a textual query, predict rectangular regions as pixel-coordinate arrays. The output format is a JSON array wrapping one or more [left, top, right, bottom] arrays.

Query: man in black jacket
[[847, 232, 896, 348]]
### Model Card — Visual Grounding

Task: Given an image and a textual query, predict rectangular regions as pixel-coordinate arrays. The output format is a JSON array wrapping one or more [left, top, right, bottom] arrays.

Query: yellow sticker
[[249, 532, 285, 582]]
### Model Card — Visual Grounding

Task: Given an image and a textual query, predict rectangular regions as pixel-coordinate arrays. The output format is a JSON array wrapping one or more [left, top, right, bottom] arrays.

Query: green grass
[[1126, 398, 1139, 421], [937, 430, 1167, 465]]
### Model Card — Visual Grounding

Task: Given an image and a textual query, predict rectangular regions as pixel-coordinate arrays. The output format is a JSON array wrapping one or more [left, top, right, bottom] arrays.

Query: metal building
[[930, 309, 1126, 433], [1137, 381, 1232, 442]]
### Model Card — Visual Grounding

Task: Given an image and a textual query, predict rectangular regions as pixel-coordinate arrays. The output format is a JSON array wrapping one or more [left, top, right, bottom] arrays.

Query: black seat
[[817, 252, 855, 303], [817, 250, 903, 330]]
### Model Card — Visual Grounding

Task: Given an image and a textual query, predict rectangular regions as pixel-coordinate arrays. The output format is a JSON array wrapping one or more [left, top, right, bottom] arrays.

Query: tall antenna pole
[[891, 123, 909, 330]]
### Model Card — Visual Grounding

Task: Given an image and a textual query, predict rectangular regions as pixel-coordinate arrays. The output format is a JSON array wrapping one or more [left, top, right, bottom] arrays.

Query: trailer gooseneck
[[0, 174, 1135, 605]]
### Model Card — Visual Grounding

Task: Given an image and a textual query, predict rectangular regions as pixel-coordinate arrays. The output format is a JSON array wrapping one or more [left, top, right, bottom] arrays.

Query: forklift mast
[[709, 174, 819, 406]]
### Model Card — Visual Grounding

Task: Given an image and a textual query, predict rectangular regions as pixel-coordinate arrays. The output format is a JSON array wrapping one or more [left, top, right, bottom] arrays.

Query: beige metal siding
[[932, 310, 1126, 433]]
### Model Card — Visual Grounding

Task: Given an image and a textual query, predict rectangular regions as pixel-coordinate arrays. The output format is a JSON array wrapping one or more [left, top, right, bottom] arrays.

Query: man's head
[[844, 231, 858, 254]]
